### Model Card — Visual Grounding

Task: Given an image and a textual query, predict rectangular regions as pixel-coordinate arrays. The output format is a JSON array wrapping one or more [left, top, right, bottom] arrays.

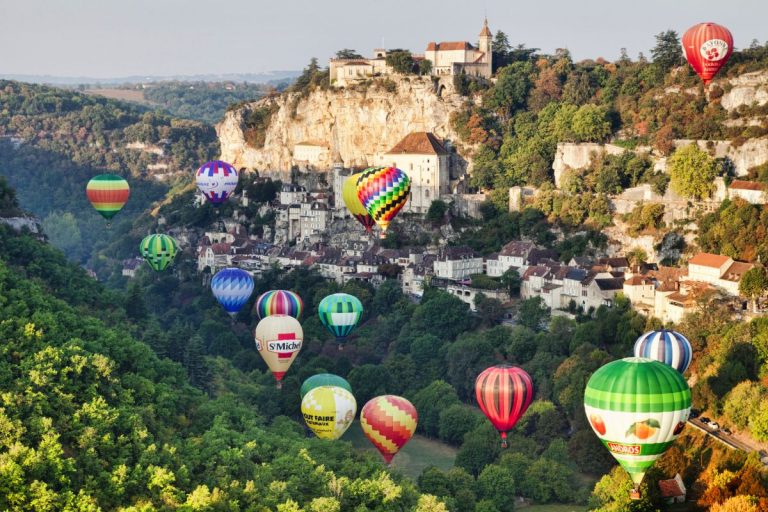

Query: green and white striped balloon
[[139, 234, 179, 272], [317, 293, 363, 345], [584, 357, 691, 489]]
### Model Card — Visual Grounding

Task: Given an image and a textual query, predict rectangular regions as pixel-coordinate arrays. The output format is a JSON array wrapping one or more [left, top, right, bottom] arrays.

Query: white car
[[709, 422, 720, 431]]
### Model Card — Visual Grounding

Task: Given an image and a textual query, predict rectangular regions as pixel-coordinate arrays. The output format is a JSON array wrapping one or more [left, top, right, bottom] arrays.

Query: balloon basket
[[629, 489, 641, 500], [500, 432, 508, 448], [275, 381, 283, 390], [379, 232, 387, 240]]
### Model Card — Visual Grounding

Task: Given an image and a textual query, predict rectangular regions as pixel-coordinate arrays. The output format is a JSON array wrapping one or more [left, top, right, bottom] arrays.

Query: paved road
[[687, 418, 757, 452]]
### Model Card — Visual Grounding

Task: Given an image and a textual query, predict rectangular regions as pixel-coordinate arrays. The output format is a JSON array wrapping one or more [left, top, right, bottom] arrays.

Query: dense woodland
[[1, 27, 768, 511]]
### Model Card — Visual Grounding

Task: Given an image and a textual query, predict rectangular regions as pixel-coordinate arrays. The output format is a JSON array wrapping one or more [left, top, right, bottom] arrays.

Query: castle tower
[[479, 18, 493, 77]]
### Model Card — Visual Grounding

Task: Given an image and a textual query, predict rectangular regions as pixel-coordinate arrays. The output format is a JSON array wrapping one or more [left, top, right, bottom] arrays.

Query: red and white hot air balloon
[[682, 22, 734, 85]]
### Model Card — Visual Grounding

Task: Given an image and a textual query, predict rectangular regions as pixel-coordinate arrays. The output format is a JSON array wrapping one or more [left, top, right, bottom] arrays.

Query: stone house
[[686, 252, 755, 296], [292, 141, 330, 169], [728, 180, 766, 204], [433, 246, 484, 280], [486, 241, 534, 277], [445, 283, 511, 312], [279, 183, 307, 206]]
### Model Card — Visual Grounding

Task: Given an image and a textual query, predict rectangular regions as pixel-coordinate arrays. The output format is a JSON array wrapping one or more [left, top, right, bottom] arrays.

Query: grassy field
[[85, 88, 155, 105], [344, 421, 457, 479]]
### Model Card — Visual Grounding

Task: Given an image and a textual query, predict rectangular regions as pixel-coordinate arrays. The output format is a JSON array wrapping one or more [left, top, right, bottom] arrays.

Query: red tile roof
[[689, 253, 731, 268], [658, 478, 685, 498], [722, 261, 755, 281], [386, 132, 449, 155], [730, 180, 765, 191], [479, 21, 492, 37], [425, 41, 474, 51]]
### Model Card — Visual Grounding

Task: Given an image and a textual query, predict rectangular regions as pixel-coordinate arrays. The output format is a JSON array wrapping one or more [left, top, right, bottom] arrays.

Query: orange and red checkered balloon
[[360, 395, 417, 464]]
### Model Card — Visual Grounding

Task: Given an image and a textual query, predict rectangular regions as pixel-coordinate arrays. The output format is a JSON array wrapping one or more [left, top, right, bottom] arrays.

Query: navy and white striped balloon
[[211, 268, 255, 316], [633, 329, 692, 374]]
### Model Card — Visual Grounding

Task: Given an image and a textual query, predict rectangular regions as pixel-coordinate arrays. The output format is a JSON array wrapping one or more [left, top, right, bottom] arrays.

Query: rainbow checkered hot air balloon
[[254, 290, 303, 320], [356, 166, 410, 239], [211, 268, 255, 317], [633, 329, 692, 374], [196, 160, 239, 205], [318, 293, 363, 347], [584, 358, 691, 495], [343, 172, 375, 232], [360, 395, 418, 465], [139, 234, 179, 272], [86, 174, 130, 222]]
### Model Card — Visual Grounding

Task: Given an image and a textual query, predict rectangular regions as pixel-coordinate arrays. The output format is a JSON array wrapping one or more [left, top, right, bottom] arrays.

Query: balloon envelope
[[633, 330, 692, 374], [255, 290, 303, 320], [254, 315, 303, 386], [360, 395, 418, 464], [343, 172, 376, 232], [300, 373, 352, 400], [584, 357, 691, 488], [475, 365, 534, 447], [318, 293, 363, 344], [196, 160, 239, 205], [682, 22, 734, 84], [139, 234, 178, 272], [301, 386, 357, 440], [86, 174, 130, 220], [211, 268, 254, 315], [356, 166, 411, 236]]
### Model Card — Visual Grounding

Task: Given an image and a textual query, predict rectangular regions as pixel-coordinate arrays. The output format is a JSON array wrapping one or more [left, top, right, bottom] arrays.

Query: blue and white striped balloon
[[633, 329, 692, 374], [211, 268, 255, 316]]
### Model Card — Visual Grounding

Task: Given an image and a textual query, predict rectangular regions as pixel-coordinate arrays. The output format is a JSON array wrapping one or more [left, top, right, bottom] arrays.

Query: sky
[[1, 0, 766, 78]]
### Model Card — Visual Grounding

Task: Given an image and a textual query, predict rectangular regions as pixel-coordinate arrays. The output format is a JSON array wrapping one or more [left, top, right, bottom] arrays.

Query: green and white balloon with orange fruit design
[[584, 357, 691, 491]]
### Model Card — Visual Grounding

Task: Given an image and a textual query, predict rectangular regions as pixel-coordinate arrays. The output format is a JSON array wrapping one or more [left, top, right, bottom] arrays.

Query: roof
[[500, 240, 534, 257], [722, 261, 755, 281], [689, 253, 731, 269], [570, 256, 594, 267], [624, 275, 654, 286], [527, 248, 559, 265], [210, 243, 231, 255], [426, 41, 475, 51], [729, 180, 765, 191], [598, 257, 629, 268], [595, 277, 625, 291], [386, 132, 449, 156], [565, 268, 588, 281], [522, 266, 549, 280], [658, 477, 685, 498], [437, 246, 477, 261], [479, 20, 492, 37]]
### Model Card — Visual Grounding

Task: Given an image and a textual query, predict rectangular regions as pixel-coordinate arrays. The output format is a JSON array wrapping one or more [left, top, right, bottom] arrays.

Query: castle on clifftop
[[329, 19, 493, 86]]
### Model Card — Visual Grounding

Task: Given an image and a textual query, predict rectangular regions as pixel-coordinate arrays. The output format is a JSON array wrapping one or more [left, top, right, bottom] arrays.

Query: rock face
[[552, 143, 650, 187], [218, 77, 466, 175], [720, 71, 768, 112]]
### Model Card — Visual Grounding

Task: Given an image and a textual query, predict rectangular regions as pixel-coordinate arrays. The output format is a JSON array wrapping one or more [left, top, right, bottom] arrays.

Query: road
[[687, 418, 758, 453]]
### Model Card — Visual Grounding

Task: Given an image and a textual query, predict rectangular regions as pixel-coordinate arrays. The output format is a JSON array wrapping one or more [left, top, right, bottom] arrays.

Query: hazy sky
[[1, 0, 766, 77]]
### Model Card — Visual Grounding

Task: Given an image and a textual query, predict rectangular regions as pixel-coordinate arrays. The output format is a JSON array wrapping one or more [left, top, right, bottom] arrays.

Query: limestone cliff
[[217, 77, 466, 174]]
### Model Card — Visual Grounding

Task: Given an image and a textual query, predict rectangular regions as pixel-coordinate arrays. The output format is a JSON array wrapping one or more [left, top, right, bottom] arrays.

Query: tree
[[492, 31, 511, 71], [477, 465, 516, 512], [41, 211, 83, 260], [438, 404, 480, 445], [412, 380, 460, 437], [651, 30, 682, 71], [426, 199, 448, 225], [626, 247, 648, 268], [335, 49, 363, 59], [455, 423, 502, 476], [570, 104, 611, 142], [668, 144, 718, 199], [485, 61, 533, 117], [386, 49, 415, 74], [740, 266, 768, 310], [517, 297, 550, 331], [419, 59, 433, 75], [125, 282, 147, 321], [711, 496, 761, 512], [474, 293, 505, 327]]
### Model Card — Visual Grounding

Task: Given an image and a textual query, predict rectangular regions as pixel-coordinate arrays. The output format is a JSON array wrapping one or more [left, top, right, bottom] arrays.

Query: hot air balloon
[[475, 365, 534, 448], [584, 358, 691, 496], [139, 234, 179, 272], [356, 166, 411, 239], [301, 386, 357, 440], [360, 395, 418, 465], [318, 293, 363, 347], [254, 290, 303, 320], [682, 22, 734, 85], [86, 174, 130, 223], [343, 172, 376, 232], [300, 373, 352, 400], [633, 329, 692, 374], [254, 314, 303, 388], [211, 268, 255, 317], [196, 160, 239, 205]]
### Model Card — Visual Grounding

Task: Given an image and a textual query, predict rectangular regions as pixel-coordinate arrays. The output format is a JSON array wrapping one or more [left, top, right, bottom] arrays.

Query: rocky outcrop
[[218, 77, 466, 175], [720, 71, 768, 112], [0, 216, 40, 234], [552, 143, 652, 187]]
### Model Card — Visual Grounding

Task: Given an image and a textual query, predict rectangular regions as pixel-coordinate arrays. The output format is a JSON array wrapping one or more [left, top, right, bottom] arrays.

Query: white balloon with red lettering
[[254, 314, 303, 388]]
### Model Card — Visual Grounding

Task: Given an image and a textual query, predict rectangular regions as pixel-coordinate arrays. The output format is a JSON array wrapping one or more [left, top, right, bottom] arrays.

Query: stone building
[[376, 132, 450, 213], [425, 19, 493, 78]]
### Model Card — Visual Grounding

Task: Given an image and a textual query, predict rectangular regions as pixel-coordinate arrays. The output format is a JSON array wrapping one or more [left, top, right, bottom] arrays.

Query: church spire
[[479, 18, 492, 37]]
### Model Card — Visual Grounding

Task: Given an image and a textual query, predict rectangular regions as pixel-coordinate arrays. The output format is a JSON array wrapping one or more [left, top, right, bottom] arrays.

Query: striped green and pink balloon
[[254, 290, 303, 320], [584, 357, 691, 491]]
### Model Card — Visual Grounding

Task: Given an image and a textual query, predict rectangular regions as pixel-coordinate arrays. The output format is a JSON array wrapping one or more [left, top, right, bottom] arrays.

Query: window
[[410, 163, 413, 171], [425, 190, 430, 198]]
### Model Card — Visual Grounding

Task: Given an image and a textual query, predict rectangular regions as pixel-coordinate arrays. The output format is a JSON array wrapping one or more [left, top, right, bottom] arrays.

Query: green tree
[[651, 30, 682, 71], [419, 59, 433, 75], [740, 267, 768, 310], [335, 49, 363, 59], [485, 61, 533, 117], [517, 297, 550, 331], [125, 281, 147, 321], [386, 49, 415, 74], [426, 199, 449, 225], [571, 104, 611, 142], [668, 144, 718, 199], [500, 268, 521, 296], [455, 423, 502, 477], [41, 211, 83, 260], [477, 465, 516, 512], [438, 404, 480, 445], [492, 31, 511, 71], [475, 293, 505, 327], [413, 380, 460, 437]]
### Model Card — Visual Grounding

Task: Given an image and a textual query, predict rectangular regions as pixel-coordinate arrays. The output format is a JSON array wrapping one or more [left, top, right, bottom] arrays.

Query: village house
[[686, 252, 755, 296], [279, 183, 307, 206], [486, 241, 534, 277], [299, 202, 330, 241], [375, 132, 451, 214], [329, 19, 493, 86], [433, 246, 484, 280], [121, 257, 144, 278], [728, 180, 766, 204], [292, 141, 330, 169], [445, 282, 511, 312], [658, 474, 686, 505]]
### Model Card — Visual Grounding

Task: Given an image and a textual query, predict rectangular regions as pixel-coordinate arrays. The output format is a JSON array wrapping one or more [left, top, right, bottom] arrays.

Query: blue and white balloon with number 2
[[211, 268, 254, 316], [633, 329, 692, 374]]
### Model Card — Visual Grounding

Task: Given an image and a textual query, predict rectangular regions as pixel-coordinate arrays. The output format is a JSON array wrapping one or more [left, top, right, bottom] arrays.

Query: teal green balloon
[[317, 293, 363, 344], [300, 373, 352, 400]]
